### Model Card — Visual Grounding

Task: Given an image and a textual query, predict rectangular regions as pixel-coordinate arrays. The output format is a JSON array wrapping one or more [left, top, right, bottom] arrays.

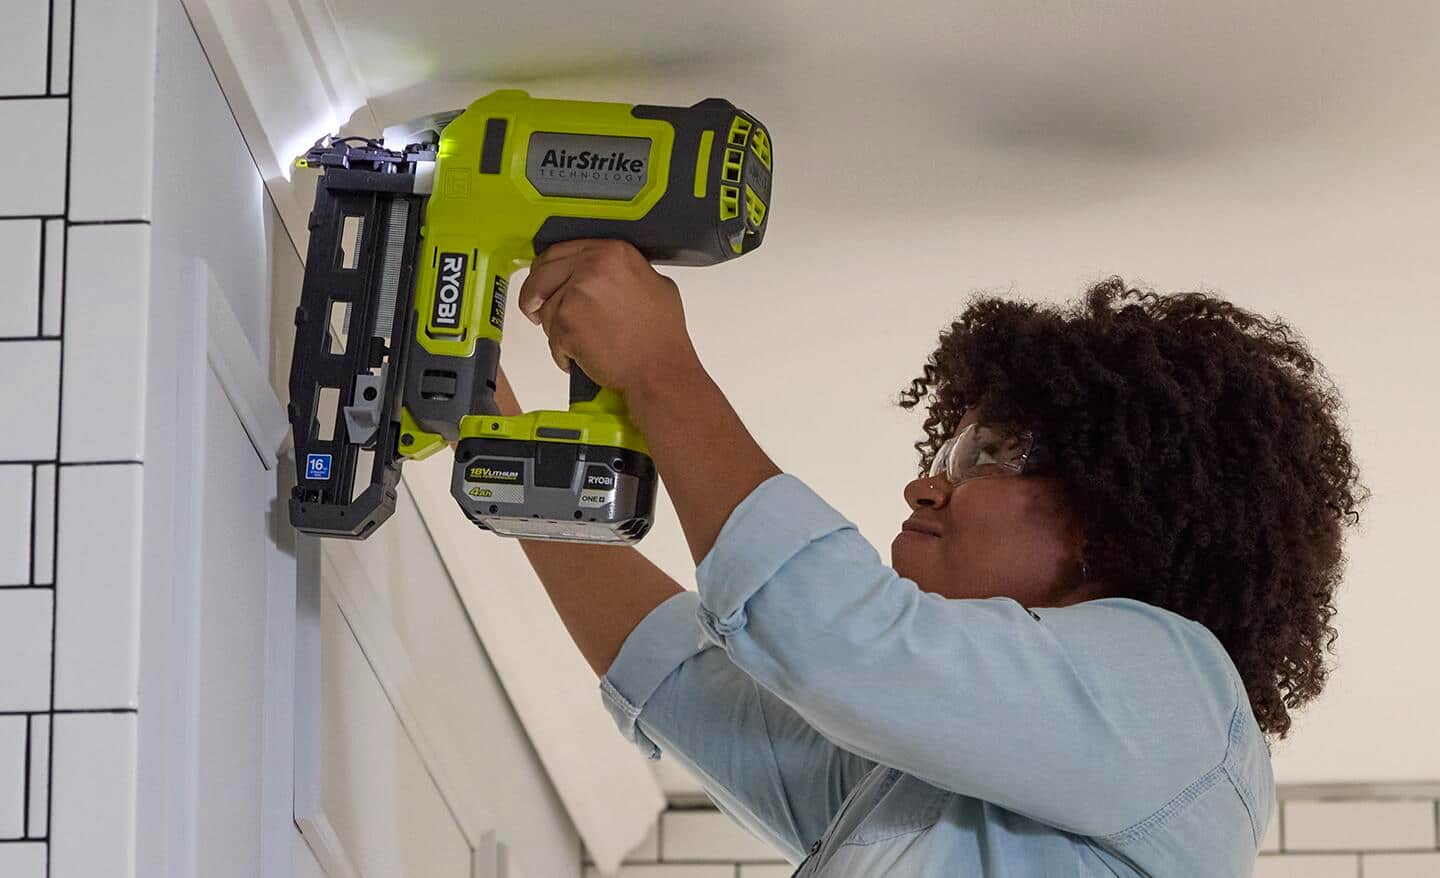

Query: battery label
[[466, 459, 523, 484]]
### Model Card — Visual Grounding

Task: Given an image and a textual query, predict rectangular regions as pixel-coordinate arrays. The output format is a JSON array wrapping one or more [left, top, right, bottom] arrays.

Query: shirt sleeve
[[691, 472, 1244, 839], [600, 589, 877, 863]]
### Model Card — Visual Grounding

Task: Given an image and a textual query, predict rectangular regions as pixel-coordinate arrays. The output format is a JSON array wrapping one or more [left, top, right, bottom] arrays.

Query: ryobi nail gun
[[286, 89, 772, 542]]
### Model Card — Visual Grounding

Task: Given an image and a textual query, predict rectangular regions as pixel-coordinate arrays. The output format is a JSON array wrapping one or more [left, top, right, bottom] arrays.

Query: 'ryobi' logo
[[433, 252, 467, 329], [584, 465, 616, 491]]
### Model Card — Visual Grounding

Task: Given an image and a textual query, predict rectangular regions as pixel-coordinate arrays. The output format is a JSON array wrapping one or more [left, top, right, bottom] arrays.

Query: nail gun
[[286, 89, 772, 542]]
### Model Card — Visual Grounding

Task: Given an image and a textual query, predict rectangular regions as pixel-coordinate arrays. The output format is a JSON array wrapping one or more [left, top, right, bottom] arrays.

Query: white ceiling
[[327, 0, 1440, 220]]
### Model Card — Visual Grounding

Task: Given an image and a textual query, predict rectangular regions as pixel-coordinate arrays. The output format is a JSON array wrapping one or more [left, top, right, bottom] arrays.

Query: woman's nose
[[904, 476, 950, 510]]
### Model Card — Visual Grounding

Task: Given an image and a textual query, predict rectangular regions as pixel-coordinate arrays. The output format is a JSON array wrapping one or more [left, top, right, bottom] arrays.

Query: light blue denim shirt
[[601, 473, 1274, 876]]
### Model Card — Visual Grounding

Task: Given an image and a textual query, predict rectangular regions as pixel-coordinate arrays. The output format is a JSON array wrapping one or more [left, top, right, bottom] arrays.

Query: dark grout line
[[56, 460, 142, 467], [28, 464, 38, 586], [0, 708, 137, 716], [48, 13, 70, 863], [0, 94, 68, 102], [66, 219, 151, 227], [36, 221, 46, 338], [22, 716, 31, 838], [45, 0, 54, 96]]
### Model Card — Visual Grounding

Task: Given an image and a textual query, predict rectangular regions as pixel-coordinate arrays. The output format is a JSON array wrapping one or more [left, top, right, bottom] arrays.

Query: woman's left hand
[[517, 238, 698, 394]]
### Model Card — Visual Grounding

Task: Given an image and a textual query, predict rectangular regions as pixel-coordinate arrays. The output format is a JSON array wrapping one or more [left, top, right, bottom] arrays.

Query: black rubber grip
[[569, 361, 602, 405]]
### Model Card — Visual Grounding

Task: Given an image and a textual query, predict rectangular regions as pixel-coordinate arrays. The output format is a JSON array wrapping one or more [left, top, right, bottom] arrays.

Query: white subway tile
[[629, 823, 660, 861], [1260, 808, 1280, 852], [1284, 800, 1436, 852], [1363, 852, 1440, 877], [51, 712, 137, 878], [54, 464, 141, 709], [0, 715, 25, 838], [587, 822, 660, 864], [739, 866, 796, 878], [31, 464, 54, 585], [59, 224, 149, 463], [0, 99, 67, 216], [0, 0, 49, 95], [1253, 853, 1359, 878], [41, 219, 64, 336], [0, 221, 42, 337], [661, 810, 779, 861], [27, 714, 49, 837], [0, 340, 59, 460], [50, 0, 72, 94], [583, 866, 734, 878], [0, 841, 46, 877], [0, 466, 31, 583], [0, 589, 52, 710], [67, 0, 157, 221]]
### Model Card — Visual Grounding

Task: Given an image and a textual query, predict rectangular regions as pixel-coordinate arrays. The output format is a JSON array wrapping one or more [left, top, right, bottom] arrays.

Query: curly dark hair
[[896, 277, 1369, 739]]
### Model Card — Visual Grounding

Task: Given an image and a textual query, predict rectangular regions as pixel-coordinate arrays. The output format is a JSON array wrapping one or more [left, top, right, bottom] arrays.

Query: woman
[[507, 239, 1367, 876]]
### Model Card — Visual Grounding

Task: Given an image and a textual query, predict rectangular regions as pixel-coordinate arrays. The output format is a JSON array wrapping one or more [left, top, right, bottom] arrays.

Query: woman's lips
[[900, 521, 942, 538]]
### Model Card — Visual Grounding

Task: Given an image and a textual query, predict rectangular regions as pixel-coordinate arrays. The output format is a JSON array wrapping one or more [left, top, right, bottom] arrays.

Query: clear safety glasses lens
[[927, 424, 1036, 484]]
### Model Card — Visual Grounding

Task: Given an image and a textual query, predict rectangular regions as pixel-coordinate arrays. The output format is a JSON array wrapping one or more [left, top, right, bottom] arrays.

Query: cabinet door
[[311, 583, 474, 877]]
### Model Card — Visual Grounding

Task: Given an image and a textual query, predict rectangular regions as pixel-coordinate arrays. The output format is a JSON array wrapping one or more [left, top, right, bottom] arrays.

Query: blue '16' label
[[306, 453, 332, 480]]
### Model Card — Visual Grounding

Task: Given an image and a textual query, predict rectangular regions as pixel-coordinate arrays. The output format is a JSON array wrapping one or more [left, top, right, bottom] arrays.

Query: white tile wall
[[0, 0, 50, 94], [50, 712, 137, 878], [1, 3, 151, 875], [0, 589, 53, 711], [0, 715, 26, 838], [584, 822, 660, 864], [27, 715, 50, 838], [738, 865, 796, 878], [583, 867, 734, 878], [1262, 809, 1281, 852], [1363, 852, 1440, 878], [59, 224, 150, 463], [1285, 800, 1437, 852], [608, 795, 1440, 877], [54, 464, 143, 709], [661, 810, 781, 861], [67, 0, 157, 222], [0, 466, 32, 583], [0, 99, 68, 217], [1254, 853, 1360, 877], [0, 221, 41, 337], [0, 341, 60, 460], [0, 842, 47, 878]]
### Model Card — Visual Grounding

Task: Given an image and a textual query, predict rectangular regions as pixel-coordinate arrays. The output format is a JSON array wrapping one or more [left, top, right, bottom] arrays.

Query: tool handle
[[569, 360, 603, 406]]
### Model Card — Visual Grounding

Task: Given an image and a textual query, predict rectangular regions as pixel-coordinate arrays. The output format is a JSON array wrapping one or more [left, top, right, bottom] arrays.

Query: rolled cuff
[[600, 588, 708, 759], [694, 473, 854, 644]]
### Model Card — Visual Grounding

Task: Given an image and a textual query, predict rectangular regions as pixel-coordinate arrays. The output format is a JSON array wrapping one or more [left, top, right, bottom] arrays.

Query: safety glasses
[[926, 423, 1040, 486]]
